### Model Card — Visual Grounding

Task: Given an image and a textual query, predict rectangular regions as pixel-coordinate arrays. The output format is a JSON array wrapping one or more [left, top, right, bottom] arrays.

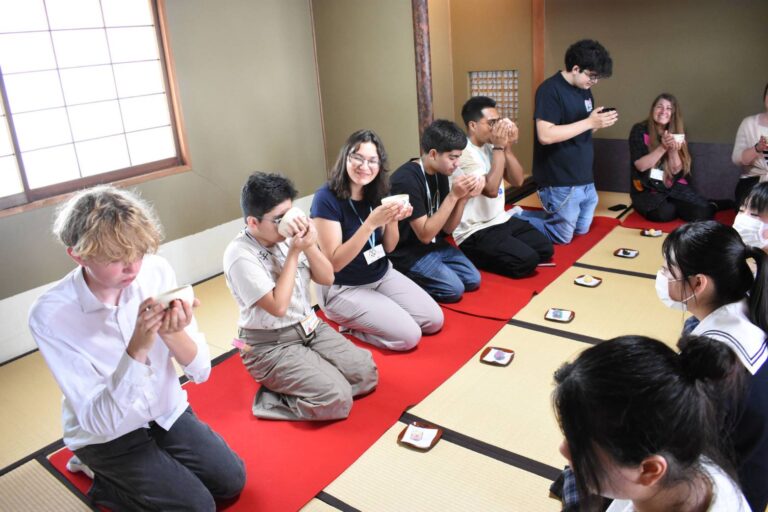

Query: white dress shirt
[[28, 254, 210, 451]]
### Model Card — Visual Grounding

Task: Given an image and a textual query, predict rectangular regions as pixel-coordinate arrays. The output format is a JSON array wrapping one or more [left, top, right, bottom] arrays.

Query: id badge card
[[300, 309, 320, 336], [364, 244, 386, 265], [649, 168, 664, 181]]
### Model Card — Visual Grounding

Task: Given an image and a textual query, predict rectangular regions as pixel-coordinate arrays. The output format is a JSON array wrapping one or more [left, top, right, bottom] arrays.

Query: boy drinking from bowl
[[454, 96, 553, 277], [223, 172, 378, 421], [29, 185, 245, 511]]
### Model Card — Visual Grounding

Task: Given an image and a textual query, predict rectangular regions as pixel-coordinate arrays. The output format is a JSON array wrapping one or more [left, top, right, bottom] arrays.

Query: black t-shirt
[[532, 72, 595, 187], [388, 160, 450, 272], [310, 184, 388, 286]]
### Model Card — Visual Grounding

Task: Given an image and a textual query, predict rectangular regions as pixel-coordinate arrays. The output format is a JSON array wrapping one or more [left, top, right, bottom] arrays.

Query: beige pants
[[238, 321, 378, 421]]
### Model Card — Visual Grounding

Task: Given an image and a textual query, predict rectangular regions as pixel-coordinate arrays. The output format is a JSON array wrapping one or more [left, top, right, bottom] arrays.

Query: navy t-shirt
[[532, 72, 595, 187], [388, 160, 450, 272], [310, 184, 387, 286]]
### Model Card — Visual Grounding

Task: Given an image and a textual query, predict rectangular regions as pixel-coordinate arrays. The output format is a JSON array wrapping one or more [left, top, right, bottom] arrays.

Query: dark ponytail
[[554, 335, 735, 505]]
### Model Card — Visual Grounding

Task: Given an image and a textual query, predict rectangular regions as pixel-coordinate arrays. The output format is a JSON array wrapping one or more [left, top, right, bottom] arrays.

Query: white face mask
[[655, 270, 693, 311], [733, 212, 767, 248]]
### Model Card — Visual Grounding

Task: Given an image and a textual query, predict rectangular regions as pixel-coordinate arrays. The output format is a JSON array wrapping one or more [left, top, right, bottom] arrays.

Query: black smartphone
[[600, 107, 616, 113]]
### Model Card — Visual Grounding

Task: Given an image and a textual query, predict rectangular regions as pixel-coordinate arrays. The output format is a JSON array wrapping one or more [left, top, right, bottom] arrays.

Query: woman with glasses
[[310, 130, 444, 351], [732, 82, 768, 207], [554, 334, 750, 511], [656, 221, 768, 511], [629, 93, 715, 222]]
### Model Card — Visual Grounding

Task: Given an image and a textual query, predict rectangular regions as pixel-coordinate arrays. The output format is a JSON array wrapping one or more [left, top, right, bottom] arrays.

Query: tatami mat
[[0, 352, 63, 470], [0, 460, 89, 511], [301, 498, 342, 512], [409, 324, 583, 469], [193, 275, 241, 354], [511, 266, 688, 345], [576, 226, 666, 276], [312, 422, 560, 512], [515, 191, 632, 219]]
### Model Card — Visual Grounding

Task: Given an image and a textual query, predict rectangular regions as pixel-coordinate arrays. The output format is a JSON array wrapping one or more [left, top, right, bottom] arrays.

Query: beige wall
[[428, 0, 455, 121], [445, 0, 534, 172], [312, 0, 420, 170], [545, 0, 768, 143], [0, 0, 326, 299]]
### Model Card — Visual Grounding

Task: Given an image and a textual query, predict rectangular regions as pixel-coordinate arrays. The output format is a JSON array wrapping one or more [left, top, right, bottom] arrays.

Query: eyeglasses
[[485, 118, 501, 127], [582, 70, 600, 83], [348, 153, 380, 169], [654, 105, 675, 113]]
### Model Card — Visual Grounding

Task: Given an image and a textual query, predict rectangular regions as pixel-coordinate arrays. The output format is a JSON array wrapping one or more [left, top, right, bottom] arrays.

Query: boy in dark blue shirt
[[519, 39, 618, 244]]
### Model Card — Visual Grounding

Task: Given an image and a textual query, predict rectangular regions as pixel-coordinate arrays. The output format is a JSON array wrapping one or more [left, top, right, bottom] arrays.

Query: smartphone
[[545, 308, 575, 323], [600, 107, 616, 113]]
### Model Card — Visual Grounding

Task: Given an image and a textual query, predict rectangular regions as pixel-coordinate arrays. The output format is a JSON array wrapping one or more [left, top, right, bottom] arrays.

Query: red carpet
[[443, 215, 619, 320], [620, 209, 736, 232], [48, 308, 507, 511]]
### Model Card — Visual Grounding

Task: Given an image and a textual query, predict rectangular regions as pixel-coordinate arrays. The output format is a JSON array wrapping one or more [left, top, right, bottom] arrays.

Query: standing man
[[519, 39, 618, 244], [454, 96, 553, 277], [389, 119, 483, 303]]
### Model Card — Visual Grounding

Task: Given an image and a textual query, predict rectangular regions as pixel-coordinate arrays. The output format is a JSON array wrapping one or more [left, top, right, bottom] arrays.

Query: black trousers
[[635, 196, 715, 223], [459, 216, 554, 278], [75, 407, 245, 511]]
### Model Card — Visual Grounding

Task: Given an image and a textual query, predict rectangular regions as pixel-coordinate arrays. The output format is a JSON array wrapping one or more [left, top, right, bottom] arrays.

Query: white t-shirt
[[223, 230, 313, 330], [451, 139, 508, 245], [606, 460, 750, 512], [29, 254, 210, 450]]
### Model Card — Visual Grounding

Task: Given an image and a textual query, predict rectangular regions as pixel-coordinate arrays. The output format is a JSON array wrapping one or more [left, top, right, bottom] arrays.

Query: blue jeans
[[518, 184, 598, 244], [405, 244, 481, 303]]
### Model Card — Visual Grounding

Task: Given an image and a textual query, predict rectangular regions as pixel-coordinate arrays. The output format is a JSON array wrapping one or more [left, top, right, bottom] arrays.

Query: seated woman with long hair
[[732, 82, 768, 207], [658, 221, 768, 511], [628, 93, 714, 222], [554, 335, 750, 511], [310, 130, 444, 351]]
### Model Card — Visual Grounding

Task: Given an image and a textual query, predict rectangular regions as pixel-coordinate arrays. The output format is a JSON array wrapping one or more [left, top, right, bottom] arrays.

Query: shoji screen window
[[468, 70, 519, 122], [0, 0, 186, 211]]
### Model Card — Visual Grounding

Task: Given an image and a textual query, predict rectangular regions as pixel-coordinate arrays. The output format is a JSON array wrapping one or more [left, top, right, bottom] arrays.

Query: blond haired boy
[[29, 186, 244, 511]]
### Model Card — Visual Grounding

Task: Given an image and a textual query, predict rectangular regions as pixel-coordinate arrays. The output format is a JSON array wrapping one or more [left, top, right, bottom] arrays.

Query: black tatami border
[[507, 318, 603, 345], [400, 411, 562, 481], [572, 261, 656, 280], [315, 491, 362, 512]]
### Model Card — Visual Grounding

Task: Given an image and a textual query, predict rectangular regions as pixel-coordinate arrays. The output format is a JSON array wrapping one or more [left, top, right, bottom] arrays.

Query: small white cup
[[671, 133, 685, 143], [381, 194, 410, 208], [154, 284, 194, 309], [277, 207, 307, 238]]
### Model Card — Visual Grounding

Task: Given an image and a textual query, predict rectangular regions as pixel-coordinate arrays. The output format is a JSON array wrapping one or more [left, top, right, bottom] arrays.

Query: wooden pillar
[[532, 0, 545, 99], [412, 0, 433, 138]]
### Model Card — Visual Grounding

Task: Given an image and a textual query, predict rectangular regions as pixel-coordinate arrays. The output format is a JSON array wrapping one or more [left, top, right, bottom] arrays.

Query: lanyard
[[348, 200, 376, 249], [418, 159, 440, 216], [243, 229, 309, 307]]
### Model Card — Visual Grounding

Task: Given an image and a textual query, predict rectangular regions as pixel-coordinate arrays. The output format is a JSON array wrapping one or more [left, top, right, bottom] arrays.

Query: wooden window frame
[[0, 0, 190, 218]]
